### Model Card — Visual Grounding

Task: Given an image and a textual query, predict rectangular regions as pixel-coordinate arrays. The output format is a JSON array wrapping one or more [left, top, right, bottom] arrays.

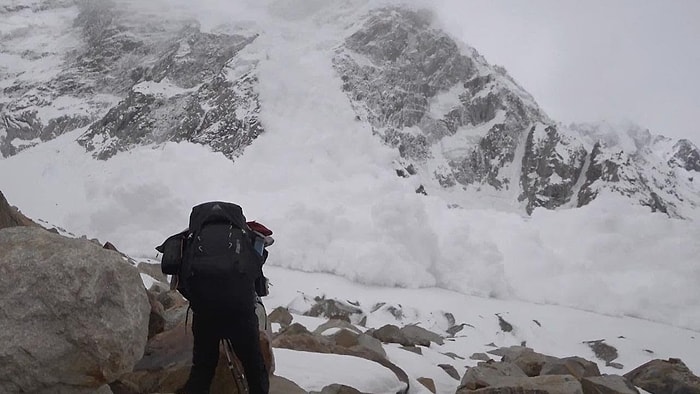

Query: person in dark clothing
[[182, 309, 269, 394], [166, 203, 273, 394]]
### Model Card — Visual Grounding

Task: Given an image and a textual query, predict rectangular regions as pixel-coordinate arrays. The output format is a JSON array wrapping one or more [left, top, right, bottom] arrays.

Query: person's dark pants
[[183, 310, 269, 394]]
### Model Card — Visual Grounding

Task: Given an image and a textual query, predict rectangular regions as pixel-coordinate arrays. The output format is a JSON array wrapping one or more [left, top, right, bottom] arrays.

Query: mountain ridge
[[1, 0, 699, 217]]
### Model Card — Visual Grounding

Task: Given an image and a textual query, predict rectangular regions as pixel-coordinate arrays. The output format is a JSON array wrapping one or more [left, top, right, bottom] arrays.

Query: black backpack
[[177, 201, 263, 313]]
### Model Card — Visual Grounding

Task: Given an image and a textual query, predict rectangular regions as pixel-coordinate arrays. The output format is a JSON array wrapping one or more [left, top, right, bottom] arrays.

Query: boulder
[[540, 356, 601, 379], [457, 375, 583, 394], [137, 261, 167, 283], [401, 324, 444, 346], [459, 360, 528, 390], [581, 375, 639, 394], [494, 346, 560, 377], [314, 318, 363, 336], [623, 358, 700, 394], [157, 290, 187, 311], [305, 297, 365, 324], [311, 384, 366, 393], [269, 306, 294, 327], [369, 324, 412, 346], [270, 375, 308, 394], [0, 227, 150, 393], [146, 290, 167, 339], [272, 323, 335, 353]]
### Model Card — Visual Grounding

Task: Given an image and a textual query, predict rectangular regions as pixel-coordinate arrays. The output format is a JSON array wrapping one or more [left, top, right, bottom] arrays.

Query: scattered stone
[[438, 364, 461, 380], [442, 352, 466, 360], [496, 314, 513, 332], [584, 340, 619, 364], [607, 362, 624, 370], [417, 377, 436, 393]]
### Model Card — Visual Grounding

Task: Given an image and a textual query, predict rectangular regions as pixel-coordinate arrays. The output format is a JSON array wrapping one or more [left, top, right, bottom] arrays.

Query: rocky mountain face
[[1, 2, 698, 216], [1, 0, 263, 160], [332, 8, 700, 216]]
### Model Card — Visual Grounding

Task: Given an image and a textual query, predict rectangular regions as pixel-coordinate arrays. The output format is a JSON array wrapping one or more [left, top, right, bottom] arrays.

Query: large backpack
[[178, 201, 263, 313]]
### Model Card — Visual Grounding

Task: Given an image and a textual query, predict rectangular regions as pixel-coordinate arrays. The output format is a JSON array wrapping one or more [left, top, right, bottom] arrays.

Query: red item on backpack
[[247, 221, 273, 236]]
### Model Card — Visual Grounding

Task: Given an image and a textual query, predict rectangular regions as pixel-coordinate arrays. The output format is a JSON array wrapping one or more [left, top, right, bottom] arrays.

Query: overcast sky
[[432, 0, 700, 145]]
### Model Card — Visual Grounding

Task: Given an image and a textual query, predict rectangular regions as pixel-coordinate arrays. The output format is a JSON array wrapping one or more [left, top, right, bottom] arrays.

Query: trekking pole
[[222, 339, 249, 394]]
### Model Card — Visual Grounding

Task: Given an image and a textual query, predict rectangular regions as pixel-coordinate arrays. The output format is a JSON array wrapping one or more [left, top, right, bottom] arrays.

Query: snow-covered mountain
[[2, 0, 699, 217], [1, 0, 700, 353]]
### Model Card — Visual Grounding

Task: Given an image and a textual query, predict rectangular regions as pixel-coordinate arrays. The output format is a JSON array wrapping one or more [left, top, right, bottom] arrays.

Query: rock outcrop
[[0, 226, 150, 393], [0, 190, 36, 229], [624, 358, 700, 394]]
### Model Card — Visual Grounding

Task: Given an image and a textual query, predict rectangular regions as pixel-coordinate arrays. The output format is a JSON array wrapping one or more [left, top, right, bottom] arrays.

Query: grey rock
[[313, 319, 363, 336], [269, 306, 294, 327], [0, 190, 37, 229], [0, 227, 150, 393], [370, 324, 412, 346], [306, 297, 365, 324], [471, 353, 494, 362], [670, 139, 700, 172], [438, 363, 461, 380], [518, 125, 587, 214], [623, 358, 700, 394], [400, 324, 444, 346], [490, 346, 559, 377], [457, 375, 583, 394], [540, 356, 601, 379], [400, 346, 422, 355], [310, 384, 366, 394], [583, 340, 619, 364], [459, 360, 528, 390], [581, 375, 639, 394], [356, 333, 387, 358]]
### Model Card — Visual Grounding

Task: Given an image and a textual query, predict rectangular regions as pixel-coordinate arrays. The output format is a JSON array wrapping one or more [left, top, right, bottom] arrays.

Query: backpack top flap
[[188, 201, 249, 233]]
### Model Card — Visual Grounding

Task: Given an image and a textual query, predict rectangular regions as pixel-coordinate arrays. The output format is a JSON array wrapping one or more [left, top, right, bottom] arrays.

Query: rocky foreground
[[1, 191, 699, 394]]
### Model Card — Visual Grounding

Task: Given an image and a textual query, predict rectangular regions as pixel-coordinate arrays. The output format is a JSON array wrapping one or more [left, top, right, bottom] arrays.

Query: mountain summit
[[1, 0, 698, 216]]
